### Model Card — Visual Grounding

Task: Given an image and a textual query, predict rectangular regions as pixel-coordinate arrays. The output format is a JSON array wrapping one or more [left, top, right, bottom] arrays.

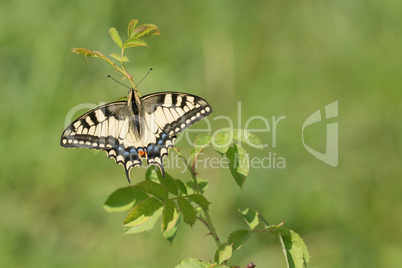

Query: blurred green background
[[1, 0, 401, 267]]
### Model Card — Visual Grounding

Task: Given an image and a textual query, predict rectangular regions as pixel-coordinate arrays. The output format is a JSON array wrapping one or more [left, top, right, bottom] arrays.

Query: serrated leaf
[[163, 213, 180, 243], [186, 178, 208, 195], [124, 207, 162, 234], [127, 19, 138, 38], [162, 200, 180, 243], [189, 194, 210, 210], [175, 179, 188, 195], [109, 27, 122, 48], [275, 228, 310, 268], [175, 258, 209, 268], [232, 129, 263, 150], [239, 208, 261, 230], [212, 129, 232, 154], [131, 23, 160, 39], [226, 143, 249, 188], [228, 229, 251, 251], [124, 38, 148, 48], [158, 172, 178, 196], [103, 186, 149, 212], [134, 180, 168, 200], [177, 198, 196, 226], [123, 197, 163, 227], [191, 134, 211, 159], [162, 199, 176, 232], [212, 128, 263, 153], [214, 243, 233, 264]]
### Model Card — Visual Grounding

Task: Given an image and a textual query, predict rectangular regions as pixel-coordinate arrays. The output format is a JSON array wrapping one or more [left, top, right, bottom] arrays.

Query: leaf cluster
[[71, 19, 160, 89]]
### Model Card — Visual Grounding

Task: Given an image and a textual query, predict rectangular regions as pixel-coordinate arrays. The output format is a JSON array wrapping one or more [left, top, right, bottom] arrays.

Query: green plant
[[72, 19, 310, 268]]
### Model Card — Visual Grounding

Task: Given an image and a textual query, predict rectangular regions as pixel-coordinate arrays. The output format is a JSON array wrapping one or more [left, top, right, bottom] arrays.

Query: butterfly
[[60, 87, 212, 182]]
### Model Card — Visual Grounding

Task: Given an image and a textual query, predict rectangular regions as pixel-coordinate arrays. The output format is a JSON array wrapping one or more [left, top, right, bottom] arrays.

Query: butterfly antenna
[[108, 75, 131, 89], [137, 68, 153, 87]]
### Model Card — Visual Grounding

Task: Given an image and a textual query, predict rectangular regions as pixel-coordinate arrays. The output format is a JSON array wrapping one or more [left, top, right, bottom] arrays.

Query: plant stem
[[176, 149, 222, 249], [119, 47, 139, 93]]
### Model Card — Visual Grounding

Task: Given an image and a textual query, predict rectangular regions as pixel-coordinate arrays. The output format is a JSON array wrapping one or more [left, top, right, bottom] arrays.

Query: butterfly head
[[127, 88, 142, 112]]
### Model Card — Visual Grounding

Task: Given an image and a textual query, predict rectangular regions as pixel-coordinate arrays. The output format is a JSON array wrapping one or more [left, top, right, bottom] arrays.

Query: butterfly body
[[61, 88, 212, 182]]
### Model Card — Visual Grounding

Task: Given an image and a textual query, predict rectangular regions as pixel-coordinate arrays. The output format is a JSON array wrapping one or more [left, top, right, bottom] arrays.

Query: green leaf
[[127, 19, 138, 38], [257, 213, 270, 228], [115, 95, 128, 101], [145, 165, 160, 182], [232, 129, 264, 150], [214, 243, 233, 264], [103, 186, 149, 212], [109, 27, 123, 48], [239, 208, 261, 230], [212, 128, 263, 153], [159, 172, 178, 196], [186, 178, 208, 194], [124, 207, 162, 234], [227, 229, 251, 251], [162, 199, 176, 232], [191, 134, 211, 159], [163, 213, 180, 243], [274, 227, 310, 268], [162, 200, 180, 243], [123, 38, 148, 48], [134, 180, 168, 200], [131, 23, 160, 39], [226, 143, 249, 188], [110, 53, 122, 62], [175, 258, 209, 268], [212, 129, 232, 154], [123, 197, 163, 227], [175, 179, 188, 195], [109, 53, 128, 62], [189, 194, 210, 210], [177, 198, 196, 226]]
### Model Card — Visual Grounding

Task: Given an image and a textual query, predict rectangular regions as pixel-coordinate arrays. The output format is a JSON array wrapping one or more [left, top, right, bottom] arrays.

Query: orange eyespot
[[138, 149, 147, 157]]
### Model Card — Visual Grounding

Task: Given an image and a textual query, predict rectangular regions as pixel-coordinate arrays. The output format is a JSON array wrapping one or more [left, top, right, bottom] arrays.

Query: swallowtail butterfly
[[60, 88, 212, 182]]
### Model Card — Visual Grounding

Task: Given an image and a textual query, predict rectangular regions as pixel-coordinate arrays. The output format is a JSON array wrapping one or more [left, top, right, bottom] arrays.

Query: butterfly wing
[[140, 92, 213, 172], [60, 101, 144, 182]]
